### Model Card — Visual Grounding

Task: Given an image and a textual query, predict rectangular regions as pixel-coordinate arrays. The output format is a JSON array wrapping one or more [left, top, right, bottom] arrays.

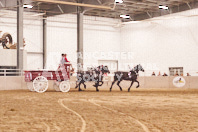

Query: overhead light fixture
[[115, 0, 123, 4], [23, 4, 33, 9], [120, 15, 130, 19], [159, 5, 168, 10]]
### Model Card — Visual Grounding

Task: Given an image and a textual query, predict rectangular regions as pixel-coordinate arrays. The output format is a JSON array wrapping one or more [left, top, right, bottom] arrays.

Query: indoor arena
[[0, 0, 198, 132]]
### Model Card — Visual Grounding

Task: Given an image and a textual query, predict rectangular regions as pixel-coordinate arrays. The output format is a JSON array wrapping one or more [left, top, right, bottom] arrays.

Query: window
[[169, 67, 183, 76]]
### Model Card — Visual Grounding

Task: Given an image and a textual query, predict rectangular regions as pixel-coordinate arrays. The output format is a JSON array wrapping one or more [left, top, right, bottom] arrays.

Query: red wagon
[[24, 63, 71, 93]]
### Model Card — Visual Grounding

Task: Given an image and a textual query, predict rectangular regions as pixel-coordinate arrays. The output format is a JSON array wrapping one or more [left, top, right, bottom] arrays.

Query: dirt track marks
[[88, 98, 151, 132], [53, 123, 61, 131], [58, 98, 163, 132], [42, 122, 50, 132], [58, 99, 86, 132]]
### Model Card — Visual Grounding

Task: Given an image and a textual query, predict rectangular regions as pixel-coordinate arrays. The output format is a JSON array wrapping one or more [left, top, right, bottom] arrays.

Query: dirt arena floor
[[0, 88, 198, 132]]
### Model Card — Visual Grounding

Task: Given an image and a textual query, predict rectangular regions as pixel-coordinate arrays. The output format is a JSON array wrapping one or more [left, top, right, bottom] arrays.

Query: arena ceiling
[[0, 0, 198, 21]]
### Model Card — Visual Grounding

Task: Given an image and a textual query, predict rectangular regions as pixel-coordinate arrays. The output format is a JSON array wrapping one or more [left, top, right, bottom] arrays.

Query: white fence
[[0, 69, 23, 76], [142, 70, 198, 77], [0, 69, 197, 90], [0, 76, 197, 91]]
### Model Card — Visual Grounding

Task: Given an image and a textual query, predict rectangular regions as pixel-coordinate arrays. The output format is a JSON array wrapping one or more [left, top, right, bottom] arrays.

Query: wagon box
[[24, 63, 71, 93]]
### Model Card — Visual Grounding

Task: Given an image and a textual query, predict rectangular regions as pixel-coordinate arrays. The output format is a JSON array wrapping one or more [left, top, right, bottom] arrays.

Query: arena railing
[[0, 69, 23, 76], [139, 70, 198, 77], [0, 69, 197, 77]]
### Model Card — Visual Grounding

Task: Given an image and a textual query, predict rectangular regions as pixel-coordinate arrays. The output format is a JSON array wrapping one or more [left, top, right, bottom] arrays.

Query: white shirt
[[60, 57, 66, 65]]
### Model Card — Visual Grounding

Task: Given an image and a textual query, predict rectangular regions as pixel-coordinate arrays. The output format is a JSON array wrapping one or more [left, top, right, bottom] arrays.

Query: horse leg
[[117, 81, 122, 91], [75, 81, 78, 89], [134, 80, 140, 88], [78, 82, 83, 91], [93, 80, 98, 87], [110, 80, 116, 92], [128, 81, 134, 92], [95, 82, 99, 92], [110, 75, 119, 91], [98, 81, 104, 86], [96, 86, 99, 92], [82, 82, 86, 89]]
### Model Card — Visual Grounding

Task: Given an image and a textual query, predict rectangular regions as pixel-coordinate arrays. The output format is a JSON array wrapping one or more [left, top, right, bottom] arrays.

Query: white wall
[[0, 10, 120, 71], [0, 10, 43, 70], [1, 76, 198, 91], [46, 14, 121, 71], [1, 9, 198, 76], [120, 9, 198, 76], [83, 17, 121, 69], [46, 14, 77, 70]]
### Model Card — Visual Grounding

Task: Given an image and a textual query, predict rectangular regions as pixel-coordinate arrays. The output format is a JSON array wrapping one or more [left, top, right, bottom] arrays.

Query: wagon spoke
[[59, 81, 70, 92], [33, 76, 48, 93]]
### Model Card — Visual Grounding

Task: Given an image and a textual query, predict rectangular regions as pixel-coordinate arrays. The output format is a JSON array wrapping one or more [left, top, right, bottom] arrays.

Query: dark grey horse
[[110, 64, 144, 92], [75, 65, 110, 91]]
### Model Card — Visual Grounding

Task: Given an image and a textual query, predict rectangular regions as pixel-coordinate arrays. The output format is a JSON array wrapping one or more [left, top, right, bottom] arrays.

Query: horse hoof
[[84, 86, 86, 89], [79, 89, 83, 91], [136, 86, 139, 88], [128, 89, 130, 92]]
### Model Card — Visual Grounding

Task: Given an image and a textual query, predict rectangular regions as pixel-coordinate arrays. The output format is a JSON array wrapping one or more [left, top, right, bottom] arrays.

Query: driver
[[64, 54, 70, 63], [57, 54, 66, 70]]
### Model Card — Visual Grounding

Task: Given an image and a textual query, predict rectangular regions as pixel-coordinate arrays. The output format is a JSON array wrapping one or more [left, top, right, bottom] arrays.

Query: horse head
[[97, 65, 110, 74], [102, 65, 110, 74], [133, 64, 144, 73]]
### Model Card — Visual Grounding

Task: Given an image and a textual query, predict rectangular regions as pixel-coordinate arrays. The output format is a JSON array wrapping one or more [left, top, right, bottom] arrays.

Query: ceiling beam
[[57, 4, 64, 13], [132, 0, 198, 21], [33, 0, 112, 10], [0, 1, 4, 7]]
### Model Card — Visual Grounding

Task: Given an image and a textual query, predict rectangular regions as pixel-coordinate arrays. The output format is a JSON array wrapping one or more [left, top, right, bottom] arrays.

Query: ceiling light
[[159, 5, 168, 10], [120, 15, 130, 19], [23, 4, 33, 9], [115, 0, 123, 4]]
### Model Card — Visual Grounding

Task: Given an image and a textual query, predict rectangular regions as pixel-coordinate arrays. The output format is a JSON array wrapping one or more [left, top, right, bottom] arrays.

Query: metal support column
[[43, 17, 47, 69], [77, 6, 83, 72], [17, 0, 24, 70]]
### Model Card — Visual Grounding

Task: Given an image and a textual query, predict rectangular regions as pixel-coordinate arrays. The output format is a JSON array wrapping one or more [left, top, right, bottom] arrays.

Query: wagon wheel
[[33, 76, 48, 93], [27, 82, 34, 92], [1, 33, 13, 49], [53, 81, 60, 91], [59, 81, 70, 92]]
